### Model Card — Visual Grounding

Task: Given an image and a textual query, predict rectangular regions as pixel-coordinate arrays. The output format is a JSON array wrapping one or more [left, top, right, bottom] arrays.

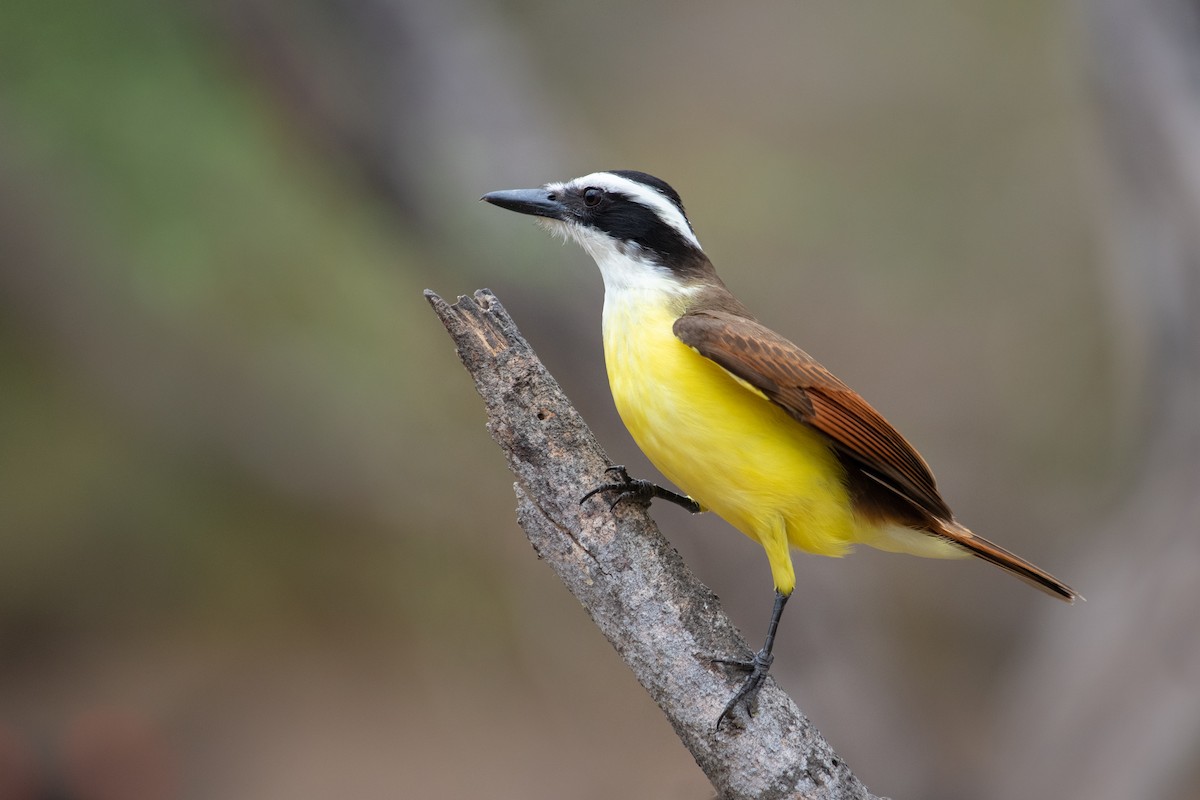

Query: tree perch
[[425, 288, 884, 800]]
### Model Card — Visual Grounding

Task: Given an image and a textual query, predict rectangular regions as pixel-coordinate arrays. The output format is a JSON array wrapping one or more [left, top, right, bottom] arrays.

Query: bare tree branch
[[424, 288, 885, 800]]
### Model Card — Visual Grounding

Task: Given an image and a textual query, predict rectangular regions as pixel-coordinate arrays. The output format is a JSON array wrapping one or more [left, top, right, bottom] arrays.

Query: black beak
[[481, 188, 566, 220]]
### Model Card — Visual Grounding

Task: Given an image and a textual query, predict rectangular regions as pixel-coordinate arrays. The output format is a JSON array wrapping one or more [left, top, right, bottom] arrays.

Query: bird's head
[[483, 170, 713, 291]]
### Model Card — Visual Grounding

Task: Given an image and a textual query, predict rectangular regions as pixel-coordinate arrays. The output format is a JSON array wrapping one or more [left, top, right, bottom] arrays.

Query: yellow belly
[[602, 297, 858, 595]]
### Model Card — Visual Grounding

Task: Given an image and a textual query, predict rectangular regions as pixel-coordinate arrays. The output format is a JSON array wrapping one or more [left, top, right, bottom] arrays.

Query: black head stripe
[[607, 170, 687, 218], [562, 171, 700, 264], [595, 198, 700, 264]]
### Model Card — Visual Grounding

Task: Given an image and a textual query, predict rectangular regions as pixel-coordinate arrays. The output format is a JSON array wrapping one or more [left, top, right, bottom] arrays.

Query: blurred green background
[[2, 1, 1197, 798]]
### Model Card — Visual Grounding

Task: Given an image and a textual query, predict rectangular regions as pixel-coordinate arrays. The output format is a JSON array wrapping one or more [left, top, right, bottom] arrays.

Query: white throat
[[540, 218, 696, 306]]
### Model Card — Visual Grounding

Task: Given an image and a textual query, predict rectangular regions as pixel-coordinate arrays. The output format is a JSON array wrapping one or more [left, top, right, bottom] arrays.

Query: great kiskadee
[[482, 170, 1078, 727]]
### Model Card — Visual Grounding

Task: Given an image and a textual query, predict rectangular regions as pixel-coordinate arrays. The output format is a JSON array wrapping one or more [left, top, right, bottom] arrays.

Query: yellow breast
[[601, 290, 858, 592]]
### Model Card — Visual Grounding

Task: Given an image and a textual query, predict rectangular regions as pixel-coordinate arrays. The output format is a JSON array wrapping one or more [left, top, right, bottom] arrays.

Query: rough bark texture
[[425, 288, 886, 800]]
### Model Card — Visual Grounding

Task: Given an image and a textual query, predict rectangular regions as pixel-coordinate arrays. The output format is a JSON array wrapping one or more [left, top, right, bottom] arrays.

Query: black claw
[[580, 465, 701, 513], [580, 466, 649, 508], [713, 649, 774, 729], [712, 590, 790, 731]]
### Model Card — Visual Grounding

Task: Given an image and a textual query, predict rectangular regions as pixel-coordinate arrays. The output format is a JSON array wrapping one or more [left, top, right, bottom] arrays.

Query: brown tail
[[934, 520, 1080, 603]]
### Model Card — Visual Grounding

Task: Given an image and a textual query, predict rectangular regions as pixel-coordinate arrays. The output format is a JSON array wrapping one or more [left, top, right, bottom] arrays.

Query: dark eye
[[582, 187, 603, 207]]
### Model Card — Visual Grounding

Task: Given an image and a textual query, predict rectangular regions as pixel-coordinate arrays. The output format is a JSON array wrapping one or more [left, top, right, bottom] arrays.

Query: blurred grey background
[[1, 0, 1197, 798]]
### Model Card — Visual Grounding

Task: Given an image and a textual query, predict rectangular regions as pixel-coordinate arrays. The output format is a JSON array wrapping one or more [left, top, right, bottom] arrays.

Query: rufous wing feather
[[933, 520, 1079, 602], [673, 308, 1079, 603], [673, 309, 951, 520]]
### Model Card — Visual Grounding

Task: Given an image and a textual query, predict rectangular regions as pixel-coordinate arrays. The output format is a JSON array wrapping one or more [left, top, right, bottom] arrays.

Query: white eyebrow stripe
[[549, 171, 702, 251]]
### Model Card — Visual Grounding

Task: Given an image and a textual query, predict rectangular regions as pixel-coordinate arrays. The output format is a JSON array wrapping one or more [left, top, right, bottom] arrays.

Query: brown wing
[[673, 309, 954, 522]]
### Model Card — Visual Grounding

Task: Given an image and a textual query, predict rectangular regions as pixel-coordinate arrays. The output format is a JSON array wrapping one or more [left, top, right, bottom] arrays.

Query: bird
[[481, 170, 1078, 728]]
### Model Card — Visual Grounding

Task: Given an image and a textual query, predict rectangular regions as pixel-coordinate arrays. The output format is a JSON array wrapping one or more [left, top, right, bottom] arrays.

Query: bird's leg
[[580, 465, 701, 513], [713, 590, 790, 729]]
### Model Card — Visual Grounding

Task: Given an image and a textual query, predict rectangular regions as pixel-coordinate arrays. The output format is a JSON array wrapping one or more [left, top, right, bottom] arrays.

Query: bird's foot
[[580, 465, 701, 513], [712, 648, 775, 730]]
